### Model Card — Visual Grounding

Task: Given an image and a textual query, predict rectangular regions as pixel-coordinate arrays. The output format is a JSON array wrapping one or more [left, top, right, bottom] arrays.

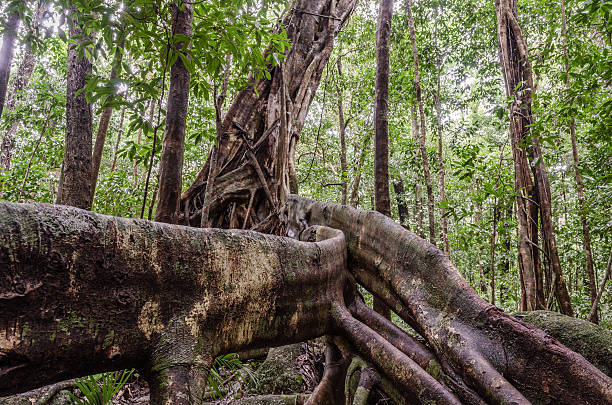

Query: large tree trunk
[[0, 201, 346, 404], [406, 0, 436, 246], [495, 0, 573, 316], [155, 1, 193, 224], [0, 1, 48, 172], [0, 5, 20, 124], [179, 0, 358, 231], [2, 199, 610, 404], [57, 9, 93, 210], [373, 0, 393, 320]]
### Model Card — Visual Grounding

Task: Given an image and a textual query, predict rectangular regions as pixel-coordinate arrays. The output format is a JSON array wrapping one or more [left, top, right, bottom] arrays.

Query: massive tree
[[179, 0, 358, 232], [1, 198, 611, 404]]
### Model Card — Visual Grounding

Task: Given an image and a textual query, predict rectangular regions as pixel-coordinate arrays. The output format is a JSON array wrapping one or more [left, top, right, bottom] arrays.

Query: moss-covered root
[[514, 310, 612, 376]]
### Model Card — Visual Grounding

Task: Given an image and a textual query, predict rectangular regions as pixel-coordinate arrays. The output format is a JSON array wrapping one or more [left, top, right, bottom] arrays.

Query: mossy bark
[[0, 201, 346, 404]]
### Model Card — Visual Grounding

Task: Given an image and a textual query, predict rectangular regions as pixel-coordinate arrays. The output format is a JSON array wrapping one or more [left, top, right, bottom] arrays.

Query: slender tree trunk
[[433, 9, 449, 255], [588, 248, 611, 323], [201, 55, 232, 228], [337, 57, 348, 205], [0, 6, 20, 124], [349, 134, 371, 208], [155, 1, 193, 224], [411, 107, 425, 238], [0, 1, 48, 172], [57, 9, 93, 210], [406, 0, 436, 246], [495, 0, 573, 314], [18, 106, 54, 202], [562, 0, 596, 322], [474, 183, 487, 296], [134, 99, 156, 182], [392, 174, 410, 228], [109, 104, 126, 172], [373, 0, 394, 320], [90, 40, 125, 200]]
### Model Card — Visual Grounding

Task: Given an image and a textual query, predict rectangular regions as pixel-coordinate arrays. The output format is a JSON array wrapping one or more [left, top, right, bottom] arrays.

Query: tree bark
[[495, 0, 573, 316], [411, 106, 425, 238], [0, 5, 20, 124], [392, 174, 410, 228], [155, 1, 193, 224], [373, 0, 393, 320], [57, 9, 93, 210], [0, 201, 347, 403], [562, 0, 597, 322], [0, 1, 48, 172], [179, 0, 358, 232], [406, 0, 436, 246]]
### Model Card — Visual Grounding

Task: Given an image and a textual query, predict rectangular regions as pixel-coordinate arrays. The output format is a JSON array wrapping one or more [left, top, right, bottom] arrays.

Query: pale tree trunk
[[562, 0, 597, 322], [57, 9, 93, 210], [109, 104, 126, 172], [495, 0, 574, 313], [0, 0, 48, 172], [336, 56, 348, 205], [406, 0, 436, 246], [180, 0, 358, 232], [373, 0, 394, 320], [411, 106, 425, 238], [349, 134, 371, 208], [0, 5, 19, 124], [155, 1, 193, 224], [433, 8, 449, 256], [90, 39, 125, 200], [488, 146, 505, 306]]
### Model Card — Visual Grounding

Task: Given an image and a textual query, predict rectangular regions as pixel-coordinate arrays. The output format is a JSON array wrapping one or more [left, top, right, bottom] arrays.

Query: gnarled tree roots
[[1, 198, 611, 404]]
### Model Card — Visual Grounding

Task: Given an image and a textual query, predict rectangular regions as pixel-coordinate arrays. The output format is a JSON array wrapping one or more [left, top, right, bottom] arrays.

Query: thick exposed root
[[284, 195, 612, 404], [0, 201, 346, 400]]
